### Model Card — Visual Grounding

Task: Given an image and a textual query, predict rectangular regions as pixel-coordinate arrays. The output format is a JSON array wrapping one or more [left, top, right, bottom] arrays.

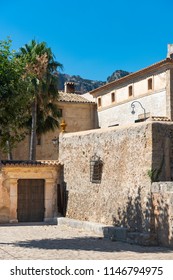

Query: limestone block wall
[[59, 122, 154, 231], [151, 182, 173, 247], [151, 122, 173, 181]]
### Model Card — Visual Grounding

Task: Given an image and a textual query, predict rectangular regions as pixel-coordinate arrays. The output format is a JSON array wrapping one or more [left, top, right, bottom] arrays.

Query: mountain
[[58, 73, 105, 94], [107, 70, 131, 83], [58, 70, 130, 94]]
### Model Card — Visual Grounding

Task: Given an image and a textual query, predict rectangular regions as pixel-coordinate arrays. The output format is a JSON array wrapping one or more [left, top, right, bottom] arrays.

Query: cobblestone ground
[[0, 224, 173, 260]]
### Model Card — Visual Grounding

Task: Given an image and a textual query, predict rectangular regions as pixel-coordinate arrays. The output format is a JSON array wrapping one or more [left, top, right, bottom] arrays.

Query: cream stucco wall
[[98, 90, 166, 127], [94, 71, 166, 106], [60, 102, 96, 132], [89, 67, 169, 128]]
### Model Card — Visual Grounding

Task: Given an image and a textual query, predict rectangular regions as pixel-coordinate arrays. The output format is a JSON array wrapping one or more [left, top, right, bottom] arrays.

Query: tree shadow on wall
[[152, 193, 171, 247], [112, 186, 171, 247], [57, 182, 68, 217], [57, 164, 69, 217], [112, 187, 151, 232]]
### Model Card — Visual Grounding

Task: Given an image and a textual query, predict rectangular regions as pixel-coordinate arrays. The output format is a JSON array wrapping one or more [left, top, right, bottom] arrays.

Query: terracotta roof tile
[[57, 91, 95, 104], [1, 160, 59, 166], [147, 116, 171, 122]]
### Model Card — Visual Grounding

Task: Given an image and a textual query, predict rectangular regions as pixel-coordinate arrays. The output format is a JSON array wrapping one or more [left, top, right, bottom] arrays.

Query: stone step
[[57, 217, 158, 246], [57, 217, 127, 241]]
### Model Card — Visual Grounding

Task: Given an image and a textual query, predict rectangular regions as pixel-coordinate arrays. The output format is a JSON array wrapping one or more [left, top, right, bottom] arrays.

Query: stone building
[[11, 82, 97, 160]]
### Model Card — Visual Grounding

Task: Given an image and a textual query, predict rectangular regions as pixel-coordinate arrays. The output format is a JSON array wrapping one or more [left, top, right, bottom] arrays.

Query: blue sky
[[1, 0, 173, 81]]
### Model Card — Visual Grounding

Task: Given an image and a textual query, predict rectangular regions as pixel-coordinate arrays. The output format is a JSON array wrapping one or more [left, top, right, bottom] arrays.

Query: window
[[148, 78, 153, 90], [128, 85, 133, 97], [98, 97, 102, 107], [90, 154, 103, 184], [111, 92, 115, 103]]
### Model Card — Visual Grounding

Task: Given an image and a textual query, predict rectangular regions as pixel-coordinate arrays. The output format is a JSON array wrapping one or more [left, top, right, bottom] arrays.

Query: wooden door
[[17, 179, 45, 222]]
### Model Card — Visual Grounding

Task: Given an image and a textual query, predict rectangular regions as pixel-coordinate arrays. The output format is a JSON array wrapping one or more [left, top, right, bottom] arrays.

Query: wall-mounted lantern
[[90, 154, 103, 184], [131, 100, 147, 121]]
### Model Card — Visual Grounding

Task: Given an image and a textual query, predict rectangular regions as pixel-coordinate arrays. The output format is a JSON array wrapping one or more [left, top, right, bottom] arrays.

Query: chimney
[[64, 82, 75, 93], [167, 44, 173, 59]]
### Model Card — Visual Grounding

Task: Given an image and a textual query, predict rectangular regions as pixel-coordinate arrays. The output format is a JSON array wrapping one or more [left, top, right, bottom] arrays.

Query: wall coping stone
[[152, 182, 173, 193], [59, 121, 173, 140]]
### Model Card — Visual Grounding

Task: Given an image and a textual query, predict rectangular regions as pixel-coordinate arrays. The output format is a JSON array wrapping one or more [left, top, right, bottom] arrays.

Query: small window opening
[[148, 78, 153, 90], [111, 92, 115, 103], [98, 97, 102, 107], [128, 85, 133, 97]]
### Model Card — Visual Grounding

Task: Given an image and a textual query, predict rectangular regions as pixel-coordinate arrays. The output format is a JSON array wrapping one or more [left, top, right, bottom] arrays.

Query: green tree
[[0, 38, 30, 159], [17, 40, 63, 160]]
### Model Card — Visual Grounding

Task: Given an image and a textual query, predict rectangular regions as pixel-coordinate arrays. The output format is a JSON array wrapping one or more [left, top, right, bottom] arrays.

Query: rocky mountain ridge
[[58, 70, 130, 94]]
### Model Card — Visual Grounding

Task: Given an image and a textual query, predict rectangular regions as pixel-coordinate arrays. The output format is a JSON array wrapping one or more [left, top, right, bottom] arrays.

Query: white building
[[88, 45, 173, 128]]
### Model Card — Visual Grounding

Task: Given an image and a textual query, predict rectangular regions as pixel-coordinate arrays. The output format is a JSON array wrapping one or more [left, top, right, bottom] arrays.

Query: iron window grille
[[90, 154, 103, 183]]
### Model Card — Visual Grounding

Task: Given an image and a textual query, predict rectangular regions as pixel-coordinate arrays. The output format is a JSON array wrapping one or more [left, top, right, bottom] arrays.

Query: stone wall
[[59, 121, 173, 235], [151, 182, 173, 247], [152, 122, 173, 181], [59, 122, 154, 231]]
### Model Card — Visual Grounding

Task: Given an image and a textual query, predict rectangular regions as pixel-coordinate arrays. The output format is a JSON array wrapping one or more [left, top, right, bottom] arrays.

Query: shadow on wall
[[112, 187, 153, 233], [57, 165, 68, 217], [57, 182, 68, 217], [110, 185, 172, 247], [152, 192, 172, 247], [151, 123, 173, 182], [94, 108, 99, 129], [149, 124, 173, 247]]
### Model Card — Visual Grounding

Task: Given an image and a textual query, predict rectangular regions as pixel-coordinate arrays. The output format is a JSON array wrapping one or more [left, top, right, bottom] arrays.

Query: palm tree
[[17, 40, 63, 160]]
